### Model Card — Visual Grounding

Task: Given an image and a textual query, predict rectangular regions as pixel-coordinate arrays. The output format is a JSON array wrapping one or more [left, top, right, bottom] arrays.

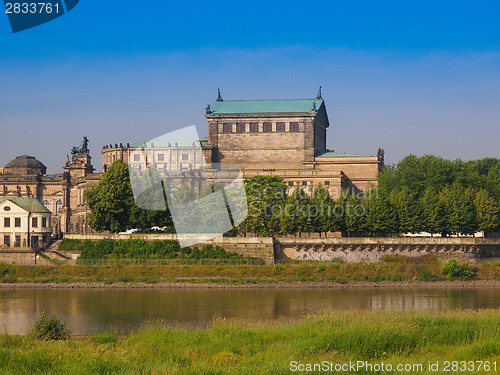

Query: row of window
[[3, 235, 23, 247], [2, 235, 40, 247], [42, 200, 63, 214], [2, 217, 48, 228], [132, 154, 191, 162], [222, 122, 300, 133]]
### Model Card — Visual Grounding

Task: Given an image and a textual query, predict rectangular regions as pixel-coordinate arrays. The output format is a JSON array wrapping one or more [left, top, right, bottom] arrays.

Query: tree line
[[85, 156, 500, 237], [240, 156, 499, 237]]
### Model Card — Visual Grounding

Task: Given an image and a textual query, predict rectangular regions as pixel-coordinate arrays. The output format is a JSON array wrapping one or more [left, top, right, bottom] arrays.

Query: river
[[0, 287, 499, 335]]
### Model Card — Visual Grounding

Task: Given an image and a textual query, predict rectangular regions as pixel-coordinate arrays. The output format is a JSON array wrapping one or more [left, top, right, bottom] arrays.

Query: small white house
[[0, 197, 52, 250]]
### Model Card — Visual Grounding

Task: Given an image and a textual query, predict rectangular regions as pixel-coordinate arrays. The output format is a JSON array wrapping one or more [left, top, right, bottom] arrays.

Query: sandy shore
[[0, 280, 499, 289]]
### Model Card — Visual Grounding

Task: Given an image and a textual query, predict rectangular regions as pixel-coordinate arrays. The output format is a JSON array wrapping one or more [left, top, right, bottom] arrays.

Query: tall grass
[[0, 310, 498, 374], [0, 254, 499, 284]]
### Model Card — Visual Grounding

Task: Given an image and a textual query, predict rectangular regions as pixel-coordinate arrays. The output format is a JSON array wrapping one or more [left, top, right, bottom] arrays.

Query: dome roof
[[5, 155, 47, 170]]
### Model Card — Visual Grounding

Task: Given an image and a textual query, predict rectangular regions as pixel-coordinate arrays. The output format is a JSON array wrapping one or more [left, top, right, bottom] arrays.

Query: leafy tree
[[377, 164, 397, 196], [309, 185, 334, 233], [486, 162, 500, 202], [130, 176, 173, 230], [389, 186, 422, 234], [85, 160, 172, 233], [448, 184, 477, 235], [420, 187, 448, 236], [280, 188, 309, 234], [172, 183, 196, 204], [337, 191, 364, 236], [238, 176, 288, 236], [474, 188, 499, 233], [362, 189, 398, 237], [85, 160, 137, 232]]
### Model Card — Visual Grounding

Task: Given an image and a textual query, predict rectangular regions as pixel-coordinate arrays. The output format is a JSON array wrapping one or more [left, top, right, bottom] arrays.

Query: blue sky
[[1, 0, 499, 172]]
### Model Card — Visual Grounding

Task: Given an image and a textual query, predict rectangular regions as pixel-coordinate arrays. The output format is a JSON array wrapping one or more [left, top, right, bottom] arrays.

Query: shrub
[[442, 259, 475, 281], [28, 312, 71, 340]]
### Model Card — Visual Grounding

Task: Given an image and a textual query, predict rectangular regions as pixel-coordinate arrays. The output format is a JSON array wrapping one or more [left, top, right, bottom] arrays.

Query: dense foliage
[[61, 239, 244, 260], [378, 155, 500, 235], [442, 258, 475, 281], [235, 156, 499, 237], [28, 312, 71, 340], [84, 156, 500, 237], [85, 161, 174, 233]]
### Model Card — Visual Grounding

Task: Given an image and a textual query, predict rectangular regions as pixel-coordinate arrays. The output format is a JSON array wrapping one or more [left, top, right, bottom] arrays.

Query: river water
[[0, 287, 499, 335]]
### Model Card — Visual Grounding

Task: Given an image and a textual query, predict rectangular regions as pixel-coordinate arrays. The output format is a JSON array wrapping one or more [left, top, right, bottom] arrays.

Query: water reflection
[[0, 287, 498, 335]]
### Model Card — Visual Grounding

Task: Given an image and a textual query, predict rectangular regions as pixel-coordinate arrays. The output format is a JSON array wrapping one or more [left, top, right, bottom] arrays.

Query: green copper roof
[[208, 99, 324, 115], [0, 197, 51, 213], [316, 152, 365, 158]]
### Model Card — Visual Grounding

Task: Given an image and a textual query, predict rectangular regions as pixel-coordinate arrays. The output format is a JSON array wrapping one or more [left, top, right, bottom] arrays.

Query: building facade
[[0, 142, 102, 237], [0, 92, 383, 237], [102, 92, 383, 198], [0, 197, 52, 249]]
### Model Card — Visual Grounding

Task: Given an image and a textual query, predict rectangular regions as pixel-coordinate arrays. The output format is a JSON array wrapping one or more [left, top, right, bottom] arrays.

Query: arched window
[[42, 200, 50, 211], [55, 200, 63, 215]]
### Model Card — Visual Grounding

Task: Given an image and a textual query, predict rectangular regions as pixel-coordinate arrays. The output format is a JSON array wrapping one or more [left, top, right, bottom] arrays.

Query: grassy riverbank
[[1, 256, 499, 285], [1, 310, 499, 374]]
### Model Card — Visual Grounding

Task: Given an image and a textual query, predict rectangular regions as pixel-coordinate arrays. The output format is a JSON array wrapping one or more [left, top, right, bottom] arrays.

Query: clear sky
[[1, 0, 499, 173]]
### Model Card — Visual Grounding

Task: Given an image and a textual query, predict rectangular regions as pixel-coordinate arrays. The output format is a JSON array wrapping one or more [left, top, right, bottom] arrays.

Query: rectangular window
[[276, 122, 286, 132], [263, 122, 272, 133], [182, 154, 189, 161], [42, 218, 47, 228], [3, 235, 10, 247], [288, 181, 294, 187], [236, 123, 245, 133], [15, 236, 20, 247], [133, 154, 141, 162], [325, 181, 330, 186], [32, 217, 38, 228], [302, 181, 308, 186], [223, 123, 233, 133], [249, 123, 259, 132], [157, 154, 165, 161], [289, 122, 299, 132], [4, 218, 10, 227], [15, 218, 21, 227]]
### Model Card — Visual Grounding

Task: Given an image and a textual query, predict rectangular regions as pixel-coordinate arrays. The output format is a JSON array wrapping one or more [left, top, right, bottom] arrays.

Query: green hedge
[[60, 239, 245, 260]]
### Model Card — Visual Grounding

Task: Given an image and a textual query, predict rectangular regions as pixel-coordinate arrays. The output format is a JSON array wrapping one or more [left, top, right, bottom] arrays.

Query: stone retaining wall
[[275, 237, 500, 263], [0, 250, 52, 266], [64, 234, 276, 264], [4, 235, 498, 265]]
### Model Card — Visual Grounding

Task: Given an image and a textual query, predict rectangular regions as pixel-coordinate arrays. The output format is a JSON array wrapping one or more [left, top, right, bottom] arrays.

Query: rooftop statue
[[71, 137, 90, 156]]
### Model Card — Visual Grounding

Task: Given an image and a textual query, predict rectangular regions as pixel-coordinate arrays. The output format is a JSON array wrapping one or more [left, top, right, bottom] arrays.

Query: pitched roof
[[208, 99, 324, 115], [0, 197, 51, 213]]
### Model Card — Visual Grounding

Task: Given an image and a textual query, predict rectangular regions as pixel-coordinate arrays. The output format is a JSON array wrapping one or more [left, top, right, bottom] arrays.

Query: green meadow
[[0, 309, 498, 375]]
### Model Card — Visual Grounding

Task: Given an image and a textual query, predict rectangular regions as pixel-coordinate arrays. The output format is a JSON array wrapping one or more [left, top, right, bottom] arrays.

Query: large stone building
[[0, 92, 383, 239], [0, 139, 102, 237], [103, 91, 384, 198]]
